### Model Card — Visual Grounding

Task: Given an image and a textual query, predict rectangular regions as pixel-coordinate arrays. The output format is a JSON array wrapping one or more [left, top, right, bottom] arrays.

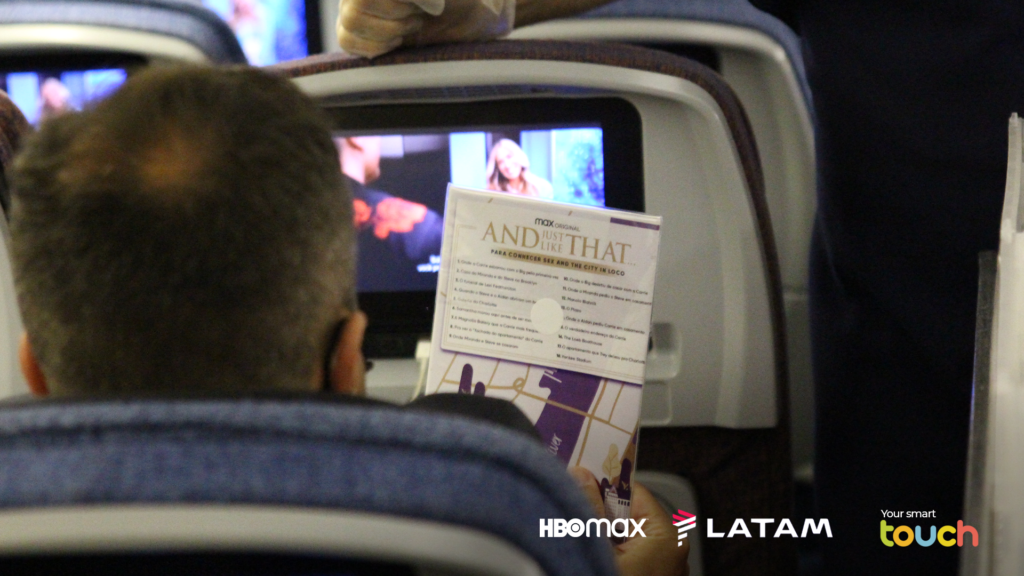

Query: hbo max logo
[[539, 518, 647, 538]]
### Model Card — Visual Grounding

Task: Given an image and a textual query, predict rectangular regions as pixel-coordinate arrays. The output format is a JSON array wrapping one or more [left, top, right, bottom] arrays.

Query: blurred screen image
[[1, 69, 127, 126], [334, 126, 605, 293], [202, 0, 309, 65]]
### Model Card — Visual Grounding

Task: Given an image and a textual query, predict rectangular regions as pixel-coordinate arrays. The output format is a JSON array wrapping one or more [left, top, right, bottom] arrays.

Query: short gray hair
[[10, 65, 354, 396]]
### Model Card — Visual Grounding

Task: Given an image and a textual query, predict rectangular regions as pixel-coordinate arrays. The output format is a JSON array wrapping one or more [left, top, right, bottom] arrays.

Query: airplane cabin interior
[[0, 1, 1011, 575]]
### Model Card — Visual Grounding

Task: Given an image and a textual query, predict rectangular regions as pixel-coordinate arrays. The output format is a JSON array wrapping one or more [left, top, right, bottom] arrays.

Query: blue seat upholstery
[[0, 398, 617, 576], [0, 0, 246, 64], [582, 0, 811, 111]]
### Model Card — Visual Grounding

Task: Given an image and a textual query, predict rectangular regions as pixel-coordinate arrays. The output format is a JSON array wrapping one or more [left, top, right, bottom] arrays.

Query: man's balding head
[[9, 65, 357, 397]]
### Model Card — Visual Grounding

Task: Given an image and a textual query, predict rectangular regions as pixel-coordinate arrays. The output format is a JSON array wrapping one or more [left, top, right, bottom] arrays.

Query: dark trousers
[[810, 221, 973, 575]]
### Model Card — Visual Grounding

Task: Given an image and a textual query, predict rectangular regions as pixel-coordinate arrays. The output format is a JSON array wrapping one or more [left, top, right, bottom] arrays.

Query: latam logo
[[673, 510, 697, 547], [707, 518, 832, 538]]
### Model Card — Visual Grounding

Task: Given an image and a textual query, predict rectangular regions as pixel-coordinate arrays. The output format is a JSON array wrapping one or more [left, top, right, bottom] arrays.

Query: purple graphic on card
[[458, 364, 486, 396], [617, 458, 633, 499], [616, 428, 638, 499], [535, 369, 601, 464]]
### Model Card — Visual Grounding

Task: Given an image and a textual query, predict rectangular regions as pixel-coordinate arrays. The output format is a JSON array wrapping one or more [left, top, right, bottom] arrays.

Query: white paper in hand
[[437, 187, 661, 385], [426, 186, 662, 528]]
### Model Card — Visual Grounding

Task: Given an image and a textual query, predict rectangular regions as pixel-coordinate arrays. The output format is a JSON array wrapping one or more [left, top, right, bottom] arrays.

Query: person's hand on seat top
[[337, 0, 515, 57]]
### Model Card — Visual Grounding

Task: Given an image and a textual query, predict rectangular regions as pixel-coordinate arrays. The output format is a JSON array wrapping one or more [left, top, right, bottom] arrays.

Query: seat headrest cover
[[581, 0, 812, 110], [0, 398, 617, 576]]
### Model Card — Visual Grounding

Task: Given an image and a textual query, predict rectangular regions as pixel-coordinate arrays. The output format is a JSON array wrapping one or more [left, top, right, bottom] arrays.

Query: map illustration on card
[[426, 186, 662, 523]]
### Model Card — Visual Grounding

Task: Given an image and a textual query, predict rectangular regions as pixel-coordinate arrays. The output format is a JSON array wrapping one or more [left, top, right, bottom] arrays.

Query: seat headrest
[[580, 0, 812, 108], [0, 397, 618, 576]]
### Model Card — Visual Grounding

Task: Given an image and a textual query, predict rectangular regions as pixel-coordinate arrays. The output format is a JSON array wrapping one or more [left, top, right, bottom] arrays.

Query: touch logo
[[880, 520, 978, 548]]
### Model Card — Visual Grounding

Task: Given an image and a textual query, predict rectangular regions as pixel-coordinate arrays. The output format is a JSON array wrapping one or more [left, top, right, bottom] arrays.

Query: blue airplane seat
[[0, 0, 246, 64], [0, 398, 617, 576], [581, 0, 810, 112]]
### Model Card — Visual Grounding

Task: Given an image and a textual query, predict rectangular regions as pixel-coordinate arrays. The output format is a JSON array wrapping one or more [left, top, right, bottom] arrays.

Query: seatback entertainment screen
[[334, 125, 606, 293], [327, 97, 643, 336], [201, 0, 316, 65], [1, 68, 127, 126]]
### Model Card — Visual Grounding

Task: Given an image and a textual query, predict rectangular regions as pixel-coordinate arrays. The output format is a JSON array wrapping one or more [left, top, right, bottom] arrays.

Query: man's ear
[[18, 333, 48, 397], [329, 311, 368, 396]]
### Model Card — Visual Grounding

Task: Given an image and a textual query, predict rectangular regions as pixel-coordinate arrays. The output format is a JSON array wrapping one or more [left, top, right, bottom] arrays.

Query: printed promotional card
[[427, 186, 662, 524]]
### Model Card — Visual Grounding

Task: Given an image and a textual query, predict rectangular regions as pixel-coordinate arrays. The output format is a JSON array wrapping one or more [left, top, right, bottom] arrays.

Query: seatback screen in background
[[328, 97, 644, 336], [202, 0, 316, 65], [1, 69, 127, 126], [334, 125, 605, 294]]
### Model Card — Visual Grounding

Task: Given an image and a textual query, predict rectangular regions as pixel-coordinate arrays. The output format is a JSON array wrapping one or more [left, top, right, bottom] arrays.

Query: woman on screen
[[485, 138, 553, 199], [39, 77, 73, 121]]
